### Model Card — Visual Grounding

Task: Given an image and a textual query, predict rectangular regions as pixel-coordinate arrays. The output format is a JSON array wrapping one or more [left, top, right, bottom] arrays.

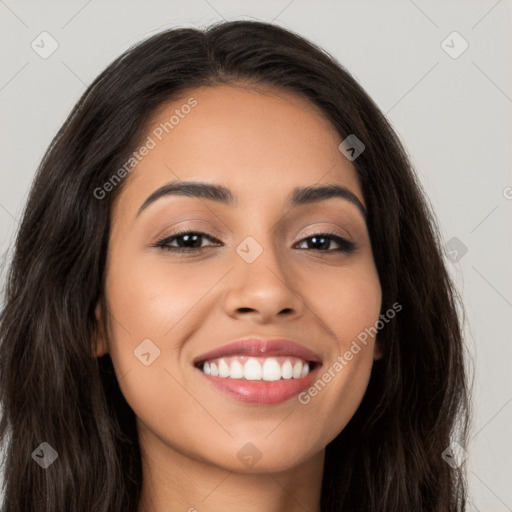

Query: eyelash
[[153, 227, 357, 254]]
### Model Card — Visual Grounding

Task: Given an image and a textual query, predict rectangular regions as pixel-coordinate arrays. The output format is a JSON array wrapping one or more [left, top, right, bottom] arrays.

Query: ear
[[373, 338, 384, 360], [94, 301, 109, 357]]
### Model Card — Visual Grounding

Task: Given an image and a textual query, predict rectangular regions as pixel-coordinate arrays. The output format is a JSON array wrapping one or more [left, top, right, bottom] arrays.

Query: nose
[[222, 236, 306, 324]]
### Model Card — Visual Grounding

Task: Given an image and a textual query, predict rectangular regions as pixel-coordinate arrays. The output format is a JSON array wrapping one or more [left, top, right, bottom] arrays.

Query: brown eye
[[154, 230, 221, 253], [295, 233, 356, 253]]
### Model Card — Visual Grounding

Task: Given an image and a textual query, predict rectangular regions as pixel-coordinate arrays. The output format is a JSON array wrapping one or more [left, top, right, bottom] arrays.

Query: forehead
[[113, 84, 363, 219]]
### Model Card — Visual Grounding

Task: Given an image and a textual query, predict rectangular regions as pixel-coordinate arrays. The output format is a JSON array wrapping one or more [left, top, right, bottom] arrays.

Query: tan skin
[[94, 84, 382, 512]]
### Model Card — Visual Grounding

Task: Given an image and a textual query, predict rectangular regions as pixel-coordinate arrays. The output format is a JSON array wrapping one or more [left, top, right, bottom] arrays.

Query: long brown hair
[[0, 20, 471, 511]]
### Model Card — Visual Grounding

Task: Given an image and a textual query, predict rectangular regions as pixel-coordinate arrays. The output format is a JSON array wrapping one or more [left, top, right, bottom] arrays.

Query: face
[[95, 84, 382, 473]]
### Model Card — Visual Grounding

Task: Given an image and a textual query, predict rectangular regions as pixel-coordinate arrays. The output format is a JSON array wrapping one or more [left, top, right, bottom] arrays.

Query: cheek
[[106, 250, 209, 339], [309, 259, 382, 345], [296, 339, 377, 452], [296, 261, 381, 438], [102, 254, 212, 443], [103, 250, 226, 403]]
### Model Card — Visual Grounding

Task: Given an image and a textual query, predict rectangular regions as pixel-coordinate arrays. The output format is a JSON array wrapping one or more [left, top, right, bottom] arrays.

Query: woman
[[0, 20, 470, 511]]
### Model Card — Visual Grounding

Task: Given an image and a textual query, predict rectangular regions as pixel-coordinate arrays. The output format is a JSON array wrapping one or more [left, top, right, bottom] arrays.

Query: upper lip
[[193, 337, 323, 365]]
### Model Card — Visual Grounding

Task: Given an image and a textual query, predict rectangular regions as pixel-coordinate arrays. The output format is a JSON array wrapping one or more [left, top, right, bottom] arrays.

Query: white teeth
[[244, 358, 262, 380], [262, 358, 281, 381], [281, 360, 293, 379], [229, 360, 244, 379], [292, 361, 303, 378], [201, 355, 313, 380], [218, 358, 230, 377]]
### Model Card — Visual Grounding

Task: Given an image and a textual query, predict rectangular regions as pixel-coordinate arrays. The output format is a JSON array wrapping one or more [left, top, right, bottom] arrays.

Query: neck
[[136, 421, 324, 512]]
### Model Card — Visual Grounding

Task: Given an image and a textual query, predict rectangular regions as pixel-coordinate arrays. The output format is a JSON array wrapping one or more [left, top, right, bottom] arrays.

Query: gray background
[[0, 1, 511, 510]]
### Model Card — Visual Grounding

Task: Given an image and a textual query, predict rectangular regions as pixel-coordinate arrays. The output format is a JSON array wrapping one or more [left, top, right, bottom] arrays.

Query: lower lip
[[197, 366, 320, 404]]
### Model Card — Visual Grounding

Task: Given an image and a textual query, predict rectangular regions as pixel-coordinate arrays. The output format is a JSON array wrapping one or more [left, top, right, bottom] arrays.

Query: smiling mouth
[[192, 337, 323, 403], [194, 355, 319, 381]]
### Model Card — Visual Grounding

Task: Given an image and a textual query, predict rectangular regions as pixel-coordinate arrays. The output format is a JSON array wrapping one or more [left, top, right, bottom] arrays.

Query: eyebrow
[[135, 180, 367, 220]]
